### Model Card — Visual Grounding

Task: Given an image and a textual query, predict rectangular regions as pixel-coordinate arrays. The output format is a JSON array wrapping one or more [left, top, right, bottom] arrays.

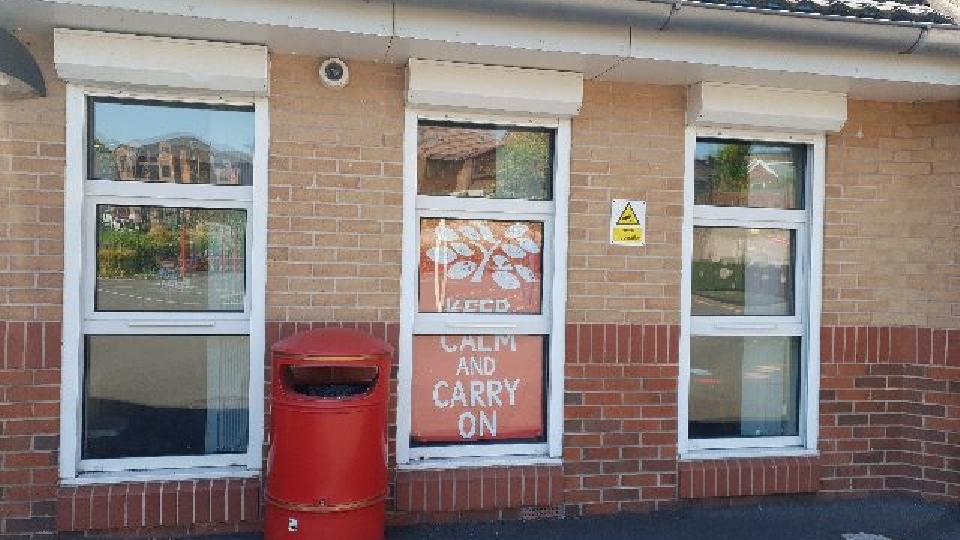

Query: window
[[680, 129, 823, 457], [397, 115, 570, 464], [62, 91, 267, 477]]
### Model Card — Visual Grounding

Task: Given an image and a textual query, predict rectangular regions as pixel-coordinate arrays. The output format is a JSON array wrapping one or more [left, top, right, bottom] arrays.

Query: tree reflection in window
[[695, 140, 805, 209], [96, 205, 246, 312], [418, 122, 553, 201]]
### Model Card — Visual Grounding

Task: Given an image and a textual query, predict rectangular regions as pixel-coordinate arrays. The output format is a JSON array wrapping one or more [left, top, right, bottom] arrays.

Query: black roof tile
[[691, 0, 956, 24]]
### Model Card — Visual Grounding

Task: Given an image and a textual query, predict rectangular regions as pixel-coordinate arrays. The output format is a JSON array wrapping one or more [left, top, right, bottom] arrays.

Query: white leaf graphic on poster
[[447, 261, 476, 280], [505, 223, 528, 239], [451, 242, 474, 256], [436, 226, 459, 242], [478, 224, 496, 242], [519, 238, 540, 254], [459, 225, 482, 241], [501, 243, 526, 259], [426, 246, 456, 264], [492, 270, 521, 290], [515, 265, 535, 282], [424, 221, 541, 291]]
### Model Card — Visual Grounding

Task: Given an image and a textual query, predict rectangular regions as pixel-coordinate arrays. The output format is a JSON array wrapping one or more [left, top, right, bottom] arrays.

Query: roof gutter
[[388, 0, 960, 56], [657, 0, 958, 55]]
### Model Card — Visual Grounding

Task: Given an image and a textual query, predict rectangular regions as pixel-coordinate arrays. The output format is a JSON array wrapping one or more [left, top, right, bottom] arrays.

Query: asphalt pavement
[[83, 496, 959, 540], [387, 496, 960, 540]]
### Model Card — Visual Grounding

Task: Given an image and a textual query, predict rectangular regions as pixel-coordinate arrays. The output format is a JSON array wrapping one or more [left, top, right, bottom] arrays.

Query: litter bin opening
[[281, 365, 379, 399]]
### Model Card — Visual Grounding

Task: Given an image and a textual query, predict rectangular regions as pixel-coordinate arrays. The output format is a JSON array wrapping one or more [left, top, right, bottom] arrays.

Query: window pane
[[417, 122, 553, 200], [689, 336, 800, 439], [96, 205, 246, 312], [83, 335, 250, 459], [89, 98, 254, 185], [419, 218, 544, 314], [695, 139, 805, 209], [410, 335, 545, 445], [691, 227, 795, 316]]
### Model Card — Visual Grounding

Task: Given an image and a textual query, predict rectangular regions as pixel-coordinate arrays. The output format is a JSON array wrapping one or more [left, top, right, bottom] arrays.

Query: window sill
[[681, 447, 819, 461], [61, 466, 260, 485], [398, 456, 562, 471]]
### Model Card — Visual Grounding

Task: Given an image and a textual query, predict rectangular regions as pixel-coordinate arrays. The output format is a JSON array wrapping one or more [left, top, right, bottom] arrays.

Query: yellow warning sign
[[610, 199, 646, 247], [616, 203, 640, 226], [613, 226, 644, 243]]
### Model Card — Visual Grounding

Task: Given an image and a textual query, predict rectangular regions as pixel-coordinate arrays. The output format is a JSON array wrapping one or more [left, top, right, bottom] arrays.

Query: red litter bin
[[265, 328, 393, 540]]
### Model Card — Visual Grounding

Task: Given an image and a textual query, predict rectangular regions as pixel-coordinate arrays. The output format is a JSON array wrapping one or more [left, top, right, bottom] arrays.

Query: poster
[[411, 335, 544, 444], [419, 218, 543, 314]]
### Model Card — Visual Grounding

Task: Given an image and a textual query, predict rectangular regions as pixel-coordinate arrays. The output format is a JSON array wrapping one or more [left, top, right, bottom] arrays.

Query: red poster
[[419, 219, 543, 314], [411, 335, 544, 443]]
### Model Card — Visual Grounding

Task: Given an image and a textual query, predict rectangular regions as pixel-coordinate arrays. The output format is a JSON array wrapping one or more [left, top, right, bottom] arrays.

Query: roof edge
[[389, 0, 960, 56]]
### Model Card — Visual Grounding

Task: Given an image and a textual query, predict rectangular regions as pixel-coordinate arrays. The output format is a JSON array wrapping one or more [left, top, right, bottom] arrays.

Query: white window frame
[[678, 127, 824, 459], [59, 86, 269, 481], [396, 109, 569, 467]]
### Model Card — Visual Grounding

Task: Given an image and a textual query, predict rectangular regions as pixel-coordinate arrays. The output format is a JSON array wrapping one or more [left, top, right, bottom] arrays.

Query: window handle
[[127, 321, 217, 328], [713, 322, 778, 331], [445, 323, 518, 329]]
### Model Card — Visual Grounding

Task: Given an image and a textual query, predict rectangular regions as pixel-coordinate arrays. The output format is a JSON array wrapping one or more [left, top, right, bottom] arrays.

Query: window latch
[[445, 323, 518, 330], [126, 321, 217, 328], [713, 322, 778, 331]]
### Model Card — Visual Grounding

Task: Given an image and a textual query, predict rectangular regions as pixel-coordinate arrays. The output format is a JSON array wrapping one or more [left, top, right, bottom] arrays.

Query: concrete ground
[[387, 496, 960, 540]]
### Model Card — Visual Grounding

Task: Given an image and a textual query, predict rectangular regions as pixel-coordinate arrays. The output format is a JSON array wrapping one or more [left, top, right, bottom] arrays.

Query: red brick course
[[562, 324, 680, 516], [393, 465, 563, 515], [56, 479, 261, 533], [0, 322, 62, 538], [819, 326, 959, 501], [679, 457, 821, 499], [6, 321, 951, 536], [4, 317, 959, 537]]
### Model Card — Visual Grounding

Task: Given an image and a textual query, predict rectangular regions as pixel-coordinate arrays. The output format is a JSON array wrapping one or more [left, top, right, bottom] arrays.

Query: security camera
[[319, 58, 349, 88]]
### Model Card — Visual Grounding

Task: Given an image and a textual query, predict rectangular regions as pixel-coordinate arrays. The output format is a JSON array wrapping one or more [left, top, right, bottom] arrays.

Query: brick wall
[[0, 31, 64, 539], [823, 100, 960, 329], [56, 479, 261, 535], [678, 457, 821, 499], [392, 465, 564, 524], [562, 324, 679, 515], [567, 81, 685, 325], [819, 99, 959, 502], [819, 326, 960, 501], [267, 55, 404, 323], [0, 32, 65, 322]]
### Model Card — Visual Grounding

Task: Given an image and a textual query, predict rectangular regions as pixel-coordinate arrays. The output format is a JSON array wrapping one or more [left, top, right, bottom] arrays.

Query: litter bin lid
[[272, 327, 394, 358]]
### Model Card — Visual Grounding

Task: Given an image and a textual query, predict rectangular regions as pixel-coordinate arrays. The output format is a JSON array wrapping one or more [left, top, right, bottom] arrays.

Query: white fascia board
[[392, 0, 672, 27], [406, 59, 584, 117], [666, 5, 922, 54], [920, 27, 960, 56], [688, 82, 847, 132], [394, 3, 633, 57], [630, 27, 960, 87], [54, 29, 268, 96], [42, 0, 393, 36]]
